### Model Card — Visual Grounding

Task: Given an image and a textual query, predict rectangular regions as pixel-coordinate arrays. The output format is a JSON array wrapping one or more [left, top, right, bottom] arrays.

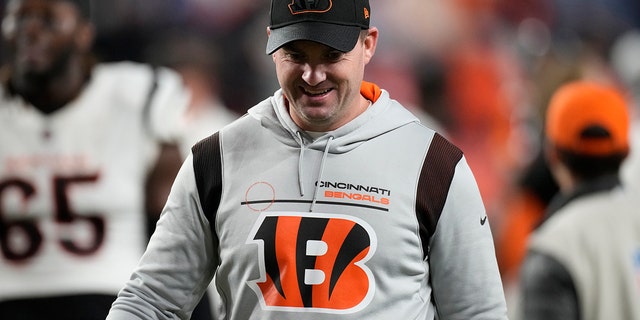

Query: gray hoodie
[[107, 83, 508, 320]]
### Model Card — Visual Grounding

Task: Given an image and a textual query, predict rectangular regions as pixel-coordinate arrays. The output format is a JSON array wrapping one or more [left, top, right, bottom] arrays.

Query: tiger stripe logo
[[288, 0, 332, 15], [248, 212, 376, 313]]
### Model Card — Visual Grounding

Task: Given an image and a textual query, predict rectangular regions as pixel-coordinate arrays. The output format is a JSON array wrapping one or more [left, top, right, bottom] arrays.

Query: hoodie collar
[[360, 81, 383, 102], [249, 81, 418, 153], [247, 81, 419, 211]]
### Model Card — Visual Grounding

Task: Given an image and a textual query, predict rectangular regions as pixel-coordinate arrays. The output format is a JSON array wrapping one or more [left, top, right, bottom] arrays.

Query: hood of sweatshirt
[[246, 82, 420, 210], [247, 81, 420, 154]]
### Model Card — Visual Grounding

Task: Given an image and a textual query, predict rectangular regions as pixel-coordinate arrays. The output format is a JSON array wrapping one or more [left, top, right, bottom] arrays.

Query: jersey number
[[0, 174, 105, 262]]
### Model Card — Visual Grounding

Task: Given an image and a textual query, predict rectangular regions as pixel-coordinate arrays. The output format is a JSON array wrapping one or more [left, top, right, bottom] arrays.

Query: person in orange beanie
[[518, 81, 640, 320]]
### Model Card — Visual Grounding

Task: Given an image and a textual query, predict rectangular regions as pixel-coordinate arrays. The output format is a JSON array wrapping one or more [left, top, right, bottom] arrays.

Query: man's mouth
[[303, 88, 332, 96]]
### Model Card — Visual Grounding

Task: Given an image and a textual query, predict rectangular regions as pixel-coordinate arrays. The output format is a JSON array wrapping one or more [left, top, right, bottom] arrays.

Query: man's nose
[[301, 63, 326, 86]]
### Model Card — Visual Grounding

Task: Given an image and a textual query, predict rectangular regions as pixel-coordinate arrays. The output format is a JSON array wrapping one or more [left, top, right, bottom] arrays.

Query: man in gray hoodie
[[107, 0, 508, 319]]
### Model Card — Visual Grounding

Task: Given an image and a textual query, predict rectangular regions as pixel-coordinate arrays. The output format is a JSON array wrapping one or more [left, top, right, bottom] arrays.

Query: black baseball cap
[[266, 0, 371, 55]]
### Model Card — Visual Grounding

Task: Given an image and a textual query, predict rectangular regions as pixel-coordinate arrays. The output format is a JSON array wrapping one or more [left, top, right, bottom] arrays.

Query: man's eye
[[13, 12, 56, 29], [284, 52, 304, 61], [326, 51, 343, 61]]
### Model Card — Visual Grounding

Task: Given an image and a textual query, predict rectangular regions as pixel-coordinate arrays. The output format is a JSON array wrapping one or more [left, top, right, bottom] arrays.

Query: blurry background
[[1, 0, 637, 124], [3, 0, 636, 114], [1, 0, 639, 318]]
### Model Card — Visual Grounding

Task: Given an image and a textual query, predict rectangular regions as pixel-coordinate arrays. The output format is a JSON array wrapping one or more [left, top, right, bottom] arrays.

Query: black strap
[[415, 133, 463, 259], [191, 132, 222, 242], [142, 67, 159, 134]]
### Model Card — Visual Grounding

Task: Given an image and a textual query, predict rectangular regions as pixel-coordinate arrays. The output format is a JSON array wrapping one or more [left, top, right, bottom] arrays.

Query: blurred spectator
[[90, 0, 274, 115], [144, 29, 239, 164], [495, 151, 558, 280], [373, 0, 534, 227], [494, 32, 624, 318], [363, 51, 447, 135], [519, 81, 640, 320]]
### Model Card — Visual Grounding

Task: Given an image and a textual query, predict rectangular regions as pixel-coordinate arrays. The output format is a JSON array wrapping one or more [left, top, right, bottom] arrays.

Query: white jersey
[[0, 62, 190, 300], [177, 98, 239, 157]]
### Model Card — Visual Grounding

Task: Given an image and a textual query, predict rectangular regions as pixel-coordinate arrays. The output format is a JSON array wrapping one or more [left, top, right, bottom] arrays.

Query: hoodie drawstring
[[296, 132, 334, 212], [310, 136, 334, 212]]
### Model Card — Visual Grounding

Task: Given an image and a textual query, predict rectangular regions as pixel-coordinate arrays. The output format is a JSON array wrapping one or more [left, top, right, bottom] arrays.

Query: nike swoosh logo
[[480, 216, 488, 225]]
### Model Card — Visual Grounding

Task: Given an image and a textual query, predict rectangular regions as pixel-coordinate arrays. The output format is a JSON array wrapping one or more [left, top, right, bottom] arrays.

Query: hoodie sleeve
[[107, 153, 217, 320], [428, 156, 508, 319]]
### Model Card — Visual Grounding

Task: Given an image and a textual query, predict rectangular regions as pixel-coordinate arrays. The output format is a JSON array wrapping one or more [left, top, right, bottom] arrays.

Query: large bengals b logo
[[289, 0, 332, 15], [248, 212, 376, 313]]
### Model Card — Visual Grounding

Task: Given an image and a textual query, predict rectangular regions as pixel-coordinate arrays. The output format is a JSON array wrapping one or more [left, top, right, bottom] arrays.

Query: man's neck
[[12, 60, 89, 114]]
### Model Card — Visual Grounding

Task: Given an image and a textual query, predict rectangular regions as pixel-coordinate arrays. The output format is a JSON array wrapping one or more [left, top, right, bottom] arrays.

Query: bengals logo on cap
[[289, 0, 332, 14], [247, 212, 376, 313]]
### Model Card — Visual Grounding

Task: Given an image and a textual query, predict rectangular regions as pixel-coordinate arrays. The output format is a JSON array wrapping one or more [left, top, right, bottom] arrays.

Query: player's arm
[[145, 143, 183, 237], [428, 157, 509, 319], [519, 250, 580, 320], [143, 65, 192, 237], [108, 154, 217, 320]]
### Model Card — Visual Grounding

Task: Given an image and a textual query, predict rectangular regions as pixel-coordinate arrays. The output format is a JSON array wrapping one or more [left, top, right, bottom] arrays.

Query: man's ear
[[363, 27, 378, 64], [544, 143, 572, 193]]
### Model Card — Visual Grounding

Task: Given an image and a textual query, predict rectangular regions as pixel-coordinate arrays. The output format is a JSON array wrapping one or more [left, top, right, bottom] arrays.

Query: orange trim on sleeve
[[360, 81, 382, 102]]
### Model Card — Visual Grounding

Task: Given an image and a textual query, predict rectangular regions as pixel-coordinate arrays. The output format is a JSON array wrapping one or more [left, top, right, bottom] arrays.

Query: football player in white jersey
[[0, 0, 211, 319]]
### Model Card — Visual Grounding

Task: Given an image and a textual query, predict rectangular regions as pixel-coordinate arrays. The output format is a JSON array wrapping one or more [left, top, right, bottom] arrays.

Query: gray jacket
[[521, 178, 640, 320]]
